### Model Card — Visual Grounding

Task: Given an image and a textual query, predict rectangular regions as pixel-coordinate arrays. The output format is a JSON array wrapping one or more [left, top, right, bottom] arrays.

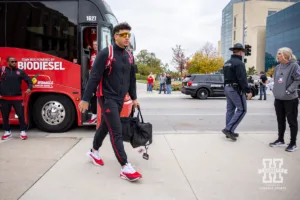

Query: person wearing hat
[[222, 43, 252, 141]]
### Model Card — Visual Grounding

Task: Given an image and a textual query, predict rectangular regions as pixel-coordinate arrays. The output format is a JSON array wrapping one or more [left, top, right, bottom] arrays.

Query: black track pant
[[275, 98, 299, 145], [93, 96, 127, 166], [0, 100, 27, 131]]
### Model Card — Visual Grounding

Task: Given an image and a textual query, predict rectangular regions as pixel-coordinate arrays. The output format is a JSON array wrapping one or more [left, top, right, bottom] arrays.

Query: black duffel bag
[[130, 106, 153, 148], [120, 106, 153, 160]]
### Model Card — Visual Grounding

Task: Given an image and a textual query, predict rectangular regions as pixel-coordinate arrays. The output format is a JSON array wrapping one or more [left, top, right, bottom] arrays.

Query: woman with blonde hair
[[270, 47, 300, 152]]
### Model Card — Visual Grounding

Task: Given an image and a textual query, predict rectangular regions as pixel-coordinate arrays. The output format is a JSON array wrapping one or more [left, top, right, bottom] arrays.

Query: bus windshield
[[105, 14, 118, 27]]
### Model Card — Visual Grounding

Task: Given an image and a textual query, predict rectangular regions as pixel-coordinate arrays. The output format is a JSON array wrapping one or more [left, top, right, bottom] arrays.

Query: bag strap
[[137, 106, 144, 123], [105, 45, 114, 75], [126, 49, 133, 62]]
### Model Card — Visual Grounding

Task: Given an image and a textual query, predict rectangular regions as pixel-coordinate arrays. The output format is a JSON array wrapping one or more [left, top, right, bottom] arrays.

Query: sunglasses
[[117, 32, 131, 38], [10, 61, 17, 63]]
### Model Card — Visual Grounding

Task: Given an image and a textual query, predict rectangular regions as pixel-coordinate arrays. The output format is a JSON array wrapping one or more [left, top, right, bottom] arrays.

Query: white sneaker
[[120, 163, 142, 182], [88, 114, 97, 124], [20, 131, 28, 140], [86, 149, 104, 166], [1, 131, 12, 140]]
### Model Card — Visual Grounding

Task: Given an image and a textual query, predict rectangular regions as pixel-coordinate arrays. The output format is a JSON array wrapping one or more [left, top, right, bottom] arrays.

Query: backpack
[[104, 45, 134, 75], [96, 45, 134, 96]]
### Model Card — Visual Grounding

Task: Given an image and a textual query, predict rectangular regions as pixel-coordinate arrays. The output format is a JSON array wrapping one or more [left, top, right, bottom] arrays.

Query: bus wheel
[[33, 94, 76, 133]]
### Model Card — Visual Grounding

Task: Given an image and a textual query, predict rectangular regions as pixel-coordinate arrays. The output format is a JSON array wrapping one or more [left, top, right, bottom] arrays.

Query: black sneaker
[[269, 140, 285, 147], [285, 144, 297, 152], [226, 132, 239, 138], [222, 129, 237, 141]]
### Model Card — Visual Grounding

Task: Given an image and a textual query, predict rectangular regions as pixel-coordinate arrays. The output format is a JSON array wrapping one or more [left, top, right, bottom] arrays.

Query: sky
[[108, 0, 230, 70]]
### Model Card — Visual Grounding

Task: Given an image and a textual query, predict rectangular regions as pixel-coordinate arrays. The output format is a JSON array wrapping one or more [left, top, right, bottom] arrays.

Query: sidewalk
[[1, 133, 299, 200]]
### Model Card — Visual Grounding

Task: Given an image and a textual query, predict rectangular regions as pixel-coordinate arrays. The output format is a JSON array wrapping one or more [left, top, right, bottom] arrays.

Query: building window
[[234, 31, 236, 40], [234, 16, 236, 28]]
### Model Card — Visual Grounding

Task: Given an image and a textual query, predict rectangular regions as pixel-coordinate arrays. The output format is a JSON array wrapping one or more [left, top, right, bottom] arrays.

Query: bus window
[[0, 3, 5, 47], [5, 1, 78, 63], [101, 26, 112, 50]]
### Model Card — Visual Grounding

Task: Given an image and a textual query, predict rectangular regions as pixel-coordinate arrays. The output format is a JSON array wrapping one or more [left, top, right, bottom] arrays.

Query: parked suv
[[181, 74, 258, 100]]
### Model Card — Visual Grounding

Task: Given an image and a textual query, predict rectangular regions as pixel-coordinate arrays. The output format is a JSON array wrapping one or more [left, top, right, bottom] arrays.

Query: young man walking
[[1, 56, 32, 140], [78, 22, 142, 181]]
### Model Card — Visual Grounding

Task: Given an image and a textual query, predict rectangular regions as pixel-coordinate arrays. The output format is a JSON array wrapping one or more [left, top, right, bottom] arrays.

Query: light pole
[[242, 0, 245, 46], [242, 0, 246, 63]]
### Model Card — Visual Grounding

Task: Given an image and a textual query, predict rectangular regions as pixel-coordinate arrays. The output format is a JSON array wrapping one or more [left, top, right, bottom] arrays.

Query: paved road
[[9, 83, 290, 137], [1, 83, 300, 200]]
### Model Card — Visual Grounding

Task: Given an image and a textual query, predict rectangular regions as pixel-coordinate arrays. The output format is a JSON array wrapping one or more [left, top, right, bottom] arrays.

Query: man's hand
[[25, 89, 31, 94], [78, 101, 89, 113], [132, 99, 140, 109], [246, 93, 252, 100]]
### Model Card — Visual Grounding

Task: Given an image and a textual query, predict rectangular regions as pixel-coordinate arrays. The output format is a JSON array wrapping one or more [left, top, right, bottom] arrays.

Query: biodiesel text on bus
[[18, 61, 65, 70]]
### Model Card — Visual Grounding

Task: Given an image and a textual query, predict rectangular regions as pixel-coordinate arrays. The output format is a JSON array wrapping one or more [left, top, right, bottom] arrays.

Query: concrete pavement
[[1, 133, 300, 200], [1, 83, 299, 200]]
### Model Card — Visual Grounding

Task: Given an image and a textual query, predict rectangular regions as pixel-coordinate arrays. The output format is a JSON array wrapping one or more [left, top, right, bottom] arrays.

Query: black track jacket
[[82, 43, 137, 102], [0, 66, 32, 99]]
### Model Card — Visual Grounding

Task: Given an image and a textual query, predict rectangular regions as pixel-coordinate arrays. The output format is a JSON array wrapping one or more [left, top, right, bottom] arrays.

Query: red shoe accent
[[87, 152, 104, 166], [105, 108, 111, 113], [20, 135, 28, 140], [88, 118, 97, 124], [1, 134, 12, 140], [120, 171, 142, 181]]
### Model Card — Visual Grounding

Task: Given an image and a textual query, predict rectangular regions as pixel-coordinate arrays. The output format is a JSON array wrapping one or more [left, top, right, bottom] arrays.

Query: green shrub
[[136, 73, 148, 80], [152, 82, 182, 91]]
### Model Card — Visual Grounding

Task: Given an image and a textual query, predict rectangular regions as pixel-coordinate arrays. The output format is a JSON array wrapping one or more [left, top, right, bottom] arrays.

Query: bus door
[[79, 24, 98, 124], [96, 22, 113, 129], [79, 22, 113, 125]]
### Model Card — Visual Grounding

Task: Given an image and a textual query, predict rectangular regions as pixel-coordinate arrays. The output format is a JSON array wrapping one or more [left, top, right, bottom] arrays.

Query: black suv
[[181, 74, 258, 100]]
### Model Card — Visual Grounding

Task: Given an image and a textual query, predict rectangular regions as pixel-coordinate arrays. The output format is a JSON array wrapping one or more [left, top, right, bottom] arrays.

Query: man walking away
[[222, 43, 252, 141], [259, 71, 268, 100], [78, 22, 142, 181], [166, 74, 172, 94], [1, 56, 32, 140], [270, 47, 300, 152], [159, 73, 166, 94]]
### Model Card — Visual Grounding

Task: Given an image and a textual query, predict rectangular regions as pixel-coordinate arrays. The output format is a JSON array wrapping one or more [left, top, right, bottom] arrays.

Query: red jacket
[[147, 77, 154, 84], [89, 50, 97, 69]]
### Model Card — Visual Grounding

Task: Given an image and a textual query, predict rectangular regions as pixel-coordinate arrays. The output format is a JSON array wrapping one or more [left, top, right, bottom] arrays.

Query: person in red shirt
[[84, 27, 97, 49], [89, 40, 98, 71], [147, 73, 154, 92], [88, 40, 98, 123]]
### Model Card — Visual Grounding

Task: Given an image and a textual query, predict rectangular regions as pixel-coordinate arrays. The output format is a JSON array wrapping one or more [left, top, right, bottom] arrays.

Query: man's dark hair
[[260, 71, 265, 74], [112, 22, 131, 35]]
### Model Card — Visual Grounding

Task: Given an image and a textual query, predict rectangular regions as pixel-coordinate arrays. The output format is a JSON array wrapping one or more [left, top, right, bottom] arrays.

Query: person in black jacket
[[78, 22, 142, 182], [0, 56, 32, 140], [166, 74, 172, 94], [222, 43, 252, 141]]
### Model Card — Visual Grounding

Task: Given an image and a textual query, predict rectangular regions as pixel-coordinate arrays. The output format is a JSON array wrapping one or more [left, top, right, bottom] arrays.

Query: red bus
[[0, 0, 135, 132]]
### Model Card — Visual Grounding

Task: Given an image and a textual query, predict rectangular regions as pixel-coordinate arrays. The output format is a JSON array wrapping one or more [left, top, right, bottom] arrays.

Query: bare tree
[[200, 42, 218, 58], [172, 45, 188, 76]]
